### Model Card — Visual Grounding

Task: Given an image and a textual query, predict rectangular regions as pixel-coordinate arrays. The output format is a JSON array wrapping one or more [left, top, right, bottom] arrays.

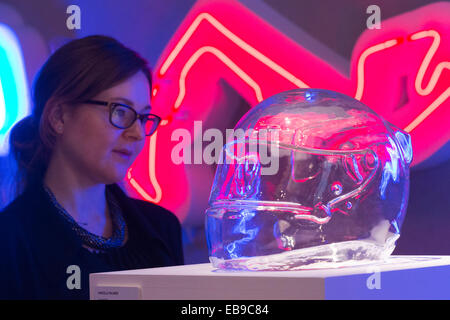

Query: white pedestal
[[90, 255, 450, 300]]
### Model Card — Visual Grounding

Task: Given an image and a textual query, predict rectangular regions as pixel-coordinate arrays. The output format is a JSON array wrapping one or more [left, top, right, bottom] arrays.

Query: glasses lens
[[111, 104, 135, 128], [144, 116, 160, 136]]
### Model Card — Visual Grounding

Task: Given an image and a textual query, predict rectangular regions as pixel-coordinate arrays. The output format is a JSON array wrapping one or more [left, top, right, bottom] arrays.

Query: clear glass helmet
[[205, 89, 413, 270]]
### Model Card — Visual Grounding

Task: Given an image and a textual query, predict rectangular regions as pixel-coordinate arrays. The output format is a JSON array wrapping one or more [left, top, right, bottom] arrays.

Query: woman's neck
[[43, 151, 111, 236]]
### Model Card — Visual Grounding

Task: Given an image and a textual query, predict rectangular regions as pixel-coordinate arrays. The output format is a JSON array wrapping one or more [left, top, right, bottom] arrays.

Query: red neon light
[[128, 132, 162, 202], [174, 46, 264, 110], [126, 0, 449, 224], [158, 12, 309, 89], [354, 38, 401, 101], [404, 30, 450, 132]]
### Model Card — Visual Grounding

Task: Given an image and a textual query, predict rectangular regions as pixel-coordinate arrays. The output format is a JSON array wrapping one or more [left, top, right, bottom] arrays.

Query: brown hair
[[9, 35, 152, 196]]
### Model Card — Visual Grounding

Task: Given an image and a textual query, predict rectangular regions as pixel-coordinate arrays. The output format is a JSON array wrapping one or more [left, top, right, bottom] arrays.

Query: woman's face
[[58, 71, 151, 184]]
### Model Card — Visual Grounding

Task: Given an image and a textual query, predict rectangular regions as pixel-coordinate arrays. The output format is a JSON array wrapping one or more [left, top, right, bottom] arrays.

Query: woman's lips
[[113, 149, 133, 160]]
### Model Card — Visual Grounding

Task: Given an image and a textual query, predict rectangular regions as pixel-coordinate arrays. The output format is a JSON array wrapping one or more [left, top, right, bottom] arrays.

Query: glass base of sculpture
[[210, 236, 399, 271]]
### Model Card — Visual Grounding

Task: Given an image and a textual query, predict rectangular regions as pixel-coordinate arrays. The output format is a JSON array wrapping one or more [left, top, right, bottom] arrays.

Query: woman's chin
[[101, 167, 128, 185]]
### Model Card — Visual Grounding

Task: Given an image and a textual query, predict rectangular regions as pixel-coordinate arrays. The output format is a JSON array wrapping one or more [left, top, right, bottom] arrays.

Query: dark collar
[[106, 183, 172, 254], [18, 181, 171, 288]]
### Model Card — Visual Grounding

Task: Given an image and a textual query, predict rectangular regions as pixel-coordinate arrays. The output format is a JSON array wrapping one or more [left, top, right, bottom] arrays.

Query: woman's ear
[[45, 99, 68, 135]]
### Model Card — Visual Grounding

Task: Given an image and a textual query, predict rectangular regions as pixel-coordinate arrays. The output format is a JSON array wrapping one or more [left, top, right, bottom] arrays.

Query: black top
[[0, 181, 184, 300]]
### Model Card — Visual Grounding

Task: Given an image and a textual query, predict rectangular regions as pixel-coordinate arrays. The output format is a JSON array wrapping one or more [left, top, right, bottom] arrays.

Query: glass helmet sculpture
[[205, 89, 413, 270]]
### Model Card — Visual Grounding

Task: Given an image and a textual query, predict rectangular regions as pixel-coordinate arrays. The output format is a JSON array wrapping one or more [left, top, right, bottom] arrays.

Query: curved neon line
[[128, 131, 162, 202], [354, 30, 449, 133], [159, 12, 309, 88], [147, 12, 308, 202], [403, 30, 450, 132], [355, 38, 399, 100], [175, 46, 263, 110], [411, 30, 450, 96], [404, 87, 450, 133], [135, 46, 264, 202]]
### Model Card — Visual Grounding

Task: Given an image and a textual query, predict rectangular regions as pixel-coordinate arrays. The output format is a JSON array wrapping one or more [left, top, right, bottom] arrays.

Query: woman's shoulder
[[108, 183, 181, 227], [0, 189, 45, 259], [130, 198, 181, 225], [127, 197, 183, 244], [0, 204, 19, 243], [0, 192, 32, 277], [108, 184, 184, 265], [0, 184, 44, 222], [0, 191, 32, 230]]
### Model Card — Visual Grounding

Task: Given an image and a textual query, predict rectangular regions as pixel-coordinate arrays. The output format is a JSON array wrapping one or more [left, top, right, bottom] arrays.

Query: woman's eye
[[114, 107, 127, 117]]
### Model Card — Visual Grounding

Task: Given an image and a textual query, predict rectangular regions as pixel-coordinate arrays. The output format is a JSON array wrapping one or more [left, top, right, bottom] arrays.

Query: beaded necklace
[[43, 184, 126, 251]]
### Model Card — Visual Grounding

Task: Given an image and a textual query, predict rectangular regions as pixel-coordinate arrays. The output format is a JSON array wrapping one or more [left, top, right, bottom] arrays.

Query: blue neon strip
[[0, 23, 30, 155], [0, 45, 19, 135]]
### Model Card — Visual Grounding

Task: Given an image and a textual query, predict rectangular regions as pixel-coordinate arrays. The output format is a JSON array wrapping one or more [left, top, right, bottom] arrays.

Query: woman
[[0, 35, 184, 299]]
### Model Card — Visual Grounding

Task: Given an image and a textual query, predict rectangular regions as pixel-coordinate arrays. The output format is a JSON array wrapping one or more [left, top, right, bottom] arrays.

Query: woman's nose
[[125, 119, 145, 141]]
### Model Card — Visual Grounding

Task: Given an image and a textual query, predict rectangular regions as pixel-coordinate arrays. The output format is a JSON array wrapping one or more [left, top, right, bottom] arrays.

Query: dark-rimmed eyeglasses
[[84, 100, 161, 136]]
